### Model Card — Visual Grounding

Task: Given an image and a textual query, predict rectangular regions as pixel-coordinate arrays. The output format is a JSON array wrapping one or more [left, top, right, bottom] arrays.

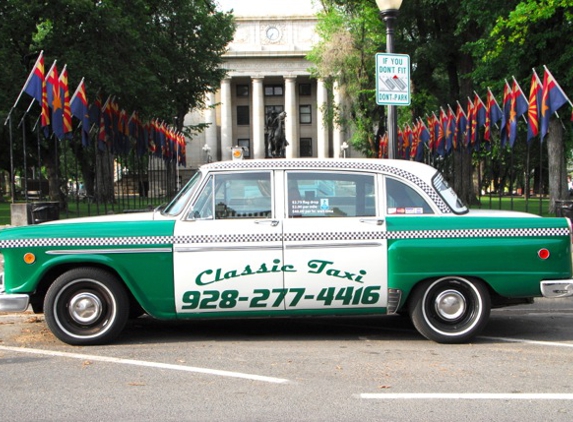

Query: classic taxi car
[[1, 158, 572, 345]]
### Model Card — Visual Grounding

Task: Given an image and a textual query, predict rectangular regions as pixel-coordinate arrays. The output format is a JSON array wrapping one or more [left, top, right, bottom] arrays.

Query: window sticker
[[388, 207, 424, 215]]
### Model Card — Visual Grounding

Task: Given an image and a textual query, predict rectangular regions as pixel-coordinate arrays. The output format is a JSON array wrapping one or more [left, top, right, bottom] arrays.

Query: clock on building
[[265, 26, 281, 42]]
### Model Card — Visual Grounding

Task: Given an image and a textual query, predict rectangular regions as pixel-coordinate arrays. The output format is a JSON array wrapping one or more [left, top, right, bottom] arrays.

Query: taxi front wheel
[[409, 276, 491, 344], [44, 268, 129, 345]]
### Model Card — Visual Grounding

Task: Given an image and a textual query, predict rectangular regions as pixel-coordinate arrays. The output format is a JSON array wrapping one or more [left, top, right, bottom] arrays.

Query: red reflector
[[538, 249, 550, 260]]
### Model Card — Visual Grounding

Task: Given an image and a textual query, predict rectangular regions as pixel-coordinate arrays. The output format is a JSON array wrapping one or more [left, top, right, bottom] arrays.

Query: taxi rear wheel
[[44, 268, 129, 345], [409, 276, 491, 344]]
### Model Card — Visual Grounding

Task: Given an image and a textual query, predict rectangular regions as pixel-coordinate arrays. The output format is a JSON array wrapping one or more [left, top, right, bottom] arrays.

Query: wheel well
[[30, 263, 137, 314], [400, 275, 497, 313]]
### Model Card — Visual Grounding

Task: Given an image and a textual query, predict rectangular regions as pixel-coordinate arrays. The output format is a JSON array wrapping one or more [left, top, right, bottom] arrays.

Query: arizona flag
[[500, 81, 512, 147], [22, 52, 50, 132], [70, 78, 90, 146], [509, 78, 528, 148], [484, 88, 502, 141], [46, 62, 64, 139], [59, 66, 73, 139], [527, 70, 542, 143], [540, 66, 571, 141]]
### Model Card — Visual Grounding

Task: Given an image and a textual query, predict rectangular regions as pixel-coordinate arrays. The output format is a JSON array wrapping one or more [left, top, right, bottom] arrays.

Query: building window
[[264, 85, 283, 96], [299, 105, 312, 124], [300, 138, 313, 157], [238, 139, 251, 158], [236, 85, 249, 97], [237, 105, 250, 125], [299, 83, 311, 96]]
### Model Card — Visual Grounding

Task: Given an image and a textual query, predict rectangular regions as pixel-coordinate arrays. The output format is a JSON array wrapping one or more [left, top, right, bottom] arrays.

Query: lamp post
[[376, 0, 403, 159]]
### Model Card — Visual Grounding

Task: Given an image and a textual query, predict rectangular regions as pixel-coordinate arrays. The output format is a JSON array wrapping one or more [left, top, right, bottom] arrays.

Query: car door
[[173, 170, 285, 314], [281, 170, 388, 312]]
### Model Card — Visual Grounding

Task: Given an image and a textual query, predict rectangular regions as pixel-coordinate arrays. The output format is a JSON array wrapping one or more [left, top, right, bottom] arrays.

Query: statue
[[265, 110, 288, 158]]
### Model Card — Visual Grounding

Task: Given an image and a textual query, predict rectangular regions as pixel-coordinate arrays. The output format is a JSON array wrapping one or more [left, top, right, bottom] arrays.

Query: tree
[[0, 0, 234, 201]]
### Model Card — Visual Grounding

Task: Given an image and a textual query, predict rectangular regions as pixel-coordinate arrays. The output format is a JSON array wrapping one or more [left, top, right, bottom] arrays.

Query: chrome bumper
[[0, 272, 30, 312], [540, 280, 573, 298]]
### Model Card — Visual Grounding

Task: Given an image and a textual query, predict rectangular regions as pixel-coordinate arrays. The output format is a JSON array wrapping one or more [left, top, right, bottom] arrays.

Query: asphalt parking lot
[[1, 297, 572, 422]]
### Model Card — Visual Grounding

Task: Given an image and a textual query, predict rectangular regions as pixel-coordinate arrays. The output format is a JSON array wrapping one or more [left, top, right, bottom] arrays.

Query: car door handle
[[360, 218, 384, 226], [255, 219, 280, 227]]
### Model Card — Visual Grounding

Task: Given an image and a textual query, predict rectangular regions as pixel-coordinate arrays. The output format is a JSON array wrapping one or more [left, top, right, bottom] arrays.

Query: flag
[[59, 66, 73, 139], [70, 78, 90, 146], [540, 67, 571, 140], [472, 93, 486, 149], [427, 114, 436, 152], [445, 106, 455, 154], [22, 51, 50, 132], [485, 88, 502, 141], [465, 98, 474, 148], [527, 70, 542, 143], [509, 77, 528, 148], [436, 109, 446, 156], [500, 81, 512, 147], [454, 101, 467, 150], [46, 63, 64, 139]]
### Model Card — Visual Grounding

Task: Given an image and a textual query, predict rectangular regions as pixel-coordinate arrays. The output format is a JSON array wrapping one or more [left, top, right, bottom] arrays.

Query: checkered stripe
[[174, 233, 282, 244], [386, 227, 570, 239], [284, 231, 385, 242], [207, 160, 451, 213], [0, 227, 567, 249], [0, 236, 172, 249]]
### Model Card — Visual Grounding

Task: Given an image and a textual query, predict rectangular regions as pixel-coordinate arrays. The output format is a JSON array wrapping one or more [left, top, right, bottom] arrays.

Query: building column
[[316, 78, 328, 158], [284, 76, 298, 158], [251, 77, 265, 159], [220, 78, 232, 161], [332, 80, 343, 158], [204, 91, 217, 162]]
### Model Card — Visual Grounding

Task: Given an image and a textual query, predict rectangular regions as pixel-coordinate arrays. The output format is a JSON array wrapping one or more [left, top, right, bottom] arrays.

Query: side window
[[385, 178, 434, 215], [188, 176, 214, 219], [287, 172, 375, 218], [213, 172, 272, 219]]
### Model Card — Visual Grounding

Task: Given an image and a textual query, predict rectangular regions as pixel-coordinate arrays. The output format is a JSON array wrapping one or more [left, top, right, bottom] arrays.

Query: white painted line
[[0, 345, 289, 384], [359, 393, 573, 400], [479, 336, 573, 348]]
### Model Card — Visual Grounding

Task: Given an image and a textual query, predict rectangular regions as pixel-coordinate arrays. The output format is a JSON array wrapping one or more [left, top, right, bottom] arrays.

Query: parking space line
[[479, 336, 573, 348], [0, 345, 290, 384], [359, 393, 573, 400]]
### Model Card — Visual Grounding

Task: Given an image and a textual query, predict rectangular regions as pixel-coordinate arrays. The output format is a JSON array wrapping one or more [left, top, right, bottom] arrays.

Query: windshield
[[162, 171, 202, 216], [432, 173, 468, 214]]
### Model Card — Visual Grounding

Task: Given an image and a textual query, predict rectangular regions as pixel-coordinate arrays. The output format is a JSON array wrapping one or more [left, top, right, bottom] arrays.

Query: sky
[[216, 0, 321, 16]]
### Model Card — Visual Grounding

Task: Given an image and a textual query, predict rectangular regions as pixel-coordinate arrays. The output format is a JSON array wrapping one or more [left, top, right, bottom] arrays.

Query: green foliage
[[0, 0, 234, 129]]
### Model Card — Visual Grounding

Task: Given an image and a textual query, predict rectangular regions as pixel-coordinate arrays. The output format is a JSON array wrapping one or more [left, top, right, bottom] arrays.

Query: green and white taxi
[[1, 158, 572, 345]]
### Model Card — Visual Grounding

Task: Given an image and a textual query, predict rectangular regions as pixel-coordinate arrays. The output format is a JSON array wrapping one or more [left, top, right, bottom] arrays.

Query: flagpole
[[4, 51, 44, 126]]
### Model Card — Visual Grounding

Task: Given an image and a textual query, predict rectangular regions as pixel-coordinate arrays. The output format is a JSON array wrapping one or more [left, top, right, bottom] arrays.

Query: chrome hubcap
[[68, 293, 103, 324], [434, 289, 466, 320]]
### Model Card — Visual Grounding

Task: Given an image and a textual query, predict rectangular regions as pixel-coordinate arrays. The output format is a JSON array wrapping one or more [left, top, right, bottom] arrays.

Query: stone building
[[184, 0, 350, 170]]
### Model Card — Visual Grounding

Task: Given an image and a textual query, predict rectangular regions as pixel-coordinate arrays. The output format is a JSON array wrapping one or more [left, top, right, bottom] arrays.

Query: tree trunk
[[546, 118, 567, 214]]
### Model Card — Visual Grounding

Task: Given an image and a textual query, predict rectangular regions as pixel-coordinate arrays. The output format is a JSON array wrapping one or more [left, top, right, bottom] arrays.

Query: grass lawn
[[0, 196, 557, 226]]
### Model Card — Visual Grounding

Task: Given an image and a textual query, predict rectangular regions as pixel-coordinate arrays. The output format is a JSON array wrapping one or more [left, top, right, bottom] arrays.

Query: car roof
[[200, 158, 438, 180]]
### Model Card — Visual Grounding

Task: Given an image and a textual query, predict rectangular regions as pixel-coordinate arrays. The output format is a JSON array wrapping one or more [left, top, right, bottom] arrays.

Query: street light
[[376, 0, 403, 159]]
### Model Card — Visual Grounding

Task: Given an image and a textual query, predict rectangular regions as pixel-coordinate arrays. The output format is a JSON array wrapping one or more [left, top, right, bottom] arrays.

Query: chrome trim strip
[[45, 248, 172, 255], [285, 242, 382, 250], [174, 245, 283, 253]]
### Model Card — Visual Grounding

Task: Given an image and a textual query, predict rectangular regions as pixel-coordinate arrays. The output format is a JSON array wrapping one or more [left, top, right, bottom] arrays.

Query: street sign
[[376, 53, 411, 106]]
